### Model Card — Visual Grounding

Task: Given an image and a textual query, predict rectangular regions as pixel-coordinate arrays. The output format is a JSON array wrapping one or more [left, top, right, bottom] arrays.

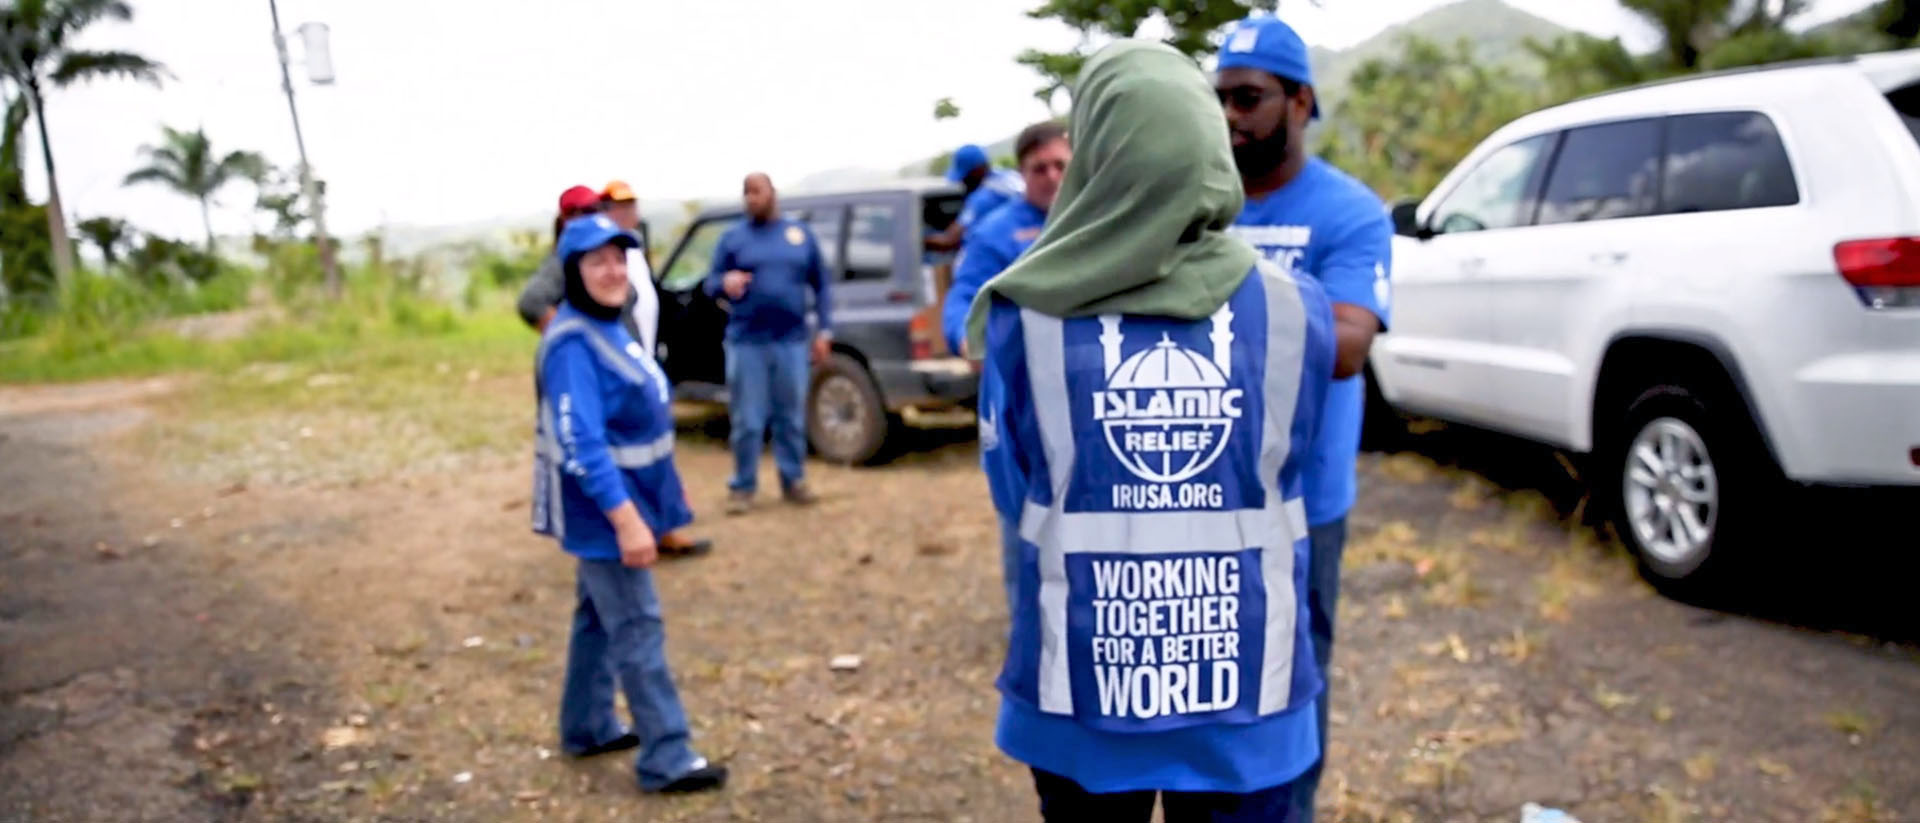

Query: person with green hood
[[966, 39, 1337, 822]]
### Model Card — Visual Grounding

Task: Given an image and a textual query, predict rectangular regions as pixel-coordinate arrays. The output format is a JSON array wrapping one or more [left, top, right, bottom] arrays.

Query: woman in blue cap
[[531, 213, 727, 795]]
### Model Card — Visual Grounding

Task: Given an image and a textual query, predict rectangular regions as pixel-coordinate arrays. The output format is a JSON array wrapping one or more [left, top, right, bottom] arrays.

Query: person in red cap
[[522, 186, 607, 331], [519, 184, 715, 559]]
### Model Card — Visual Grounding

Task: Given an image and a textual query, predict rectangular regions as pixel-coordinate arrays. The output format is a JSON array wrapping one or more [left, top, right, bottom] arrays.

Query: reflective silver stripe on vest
[[1020, 308, 1076, 716], [539, 397, 566, 540], [1017, 501, 1303, 555], [536, 424, 675, 470], [608, 430, 676, 469], [1254, 259, 1308, 715]]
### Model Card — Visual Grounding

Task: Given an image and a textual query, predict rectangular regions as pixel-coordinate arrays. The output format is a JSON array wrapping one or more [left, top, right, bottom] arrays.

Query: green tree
[[122, 126, 267, 254], [1317, 36, 1540, 201], [74, 214, 129, 267], [1525, 0, 1842, 107], [0, 0, 168, 281], [0, 89, 53, 301], [1015, 0, 1283, 111], [1524, 33, 1653, 103], [1872, 0, 1919, 44], [933, 96, 961, 120], [0, 90, 27, 208], [253, 164, 325, 240]]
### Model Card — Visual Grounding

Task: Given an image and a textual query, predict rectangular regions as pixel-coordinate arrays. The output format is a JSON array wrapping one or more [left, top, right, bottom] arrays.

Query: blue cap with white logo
[[1216, 16, 1320, 119], [946, 144, 990, 182], [557, 213, 640, 263]]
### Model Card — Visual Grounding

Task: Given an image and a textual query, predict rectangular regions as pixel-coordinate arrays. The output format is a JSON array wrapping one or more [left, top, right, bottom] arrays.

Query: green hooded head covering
[[964, 39, 1256, 356]]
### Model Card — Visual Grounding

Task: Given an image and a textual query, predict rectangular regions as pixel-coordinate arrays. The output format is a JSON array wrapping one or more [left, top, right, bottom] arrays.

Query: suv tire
[[1603, 380, 1776, 590], [808, 352, 890, 465]]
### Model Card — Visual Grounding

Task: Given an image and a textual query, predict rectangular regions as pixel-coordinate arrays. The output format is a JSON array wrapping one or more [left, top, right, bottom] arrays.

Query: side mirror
[[1390, 200, 1431, 240]]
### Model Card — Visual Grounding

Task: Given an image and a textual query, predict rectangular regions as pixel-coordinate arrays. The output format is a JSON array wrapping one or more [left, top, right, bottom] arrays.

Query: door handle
[[1591, 251, 1629, 266]]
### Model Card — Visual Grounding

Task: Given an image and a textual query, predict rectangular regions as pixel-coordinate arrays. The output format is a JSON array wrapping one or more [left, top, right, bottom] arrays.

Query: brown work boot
[[781, 482, 819, 506], [724, 490, 754, 516], [658, 530, 713, 558]]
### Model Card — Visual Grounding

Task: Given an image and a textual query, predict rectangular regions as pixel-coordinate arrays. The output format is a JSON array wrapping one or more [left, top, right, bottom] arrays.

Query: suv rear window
[[1535, 118, 1662, 225], [1889, 82, 1920, 148], [1661, 111, 1798, 213]]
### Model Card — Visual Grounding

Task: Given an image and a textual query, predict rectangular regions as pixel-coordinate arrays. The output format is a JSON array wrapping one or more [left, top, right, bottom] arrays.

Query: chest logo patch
[[1090, 311, 1243, 484], [785, 225, 805, 245]]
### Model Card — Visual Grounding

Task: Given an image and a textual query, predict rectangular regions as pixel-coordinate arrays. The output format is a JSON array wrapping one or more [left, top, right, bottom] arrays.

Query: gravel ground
[[1, 377, 1913, 823]]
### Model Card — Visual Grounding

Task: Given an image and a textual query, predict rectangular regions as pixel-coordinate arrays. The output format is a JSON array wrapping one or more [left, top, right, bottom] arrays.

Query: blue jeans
[[558, 558, 703, 790], [1277, 517, 1349, 823], [724, 340, 809, 493], [1032, 769, 1298, 822]]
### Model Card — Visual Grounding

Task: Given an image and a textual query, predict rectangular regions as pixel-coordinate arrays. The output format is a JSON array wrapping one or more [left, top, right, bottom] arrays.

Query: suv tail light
[[1834, 237, 1920, 309], [909, 305, 944, 360]]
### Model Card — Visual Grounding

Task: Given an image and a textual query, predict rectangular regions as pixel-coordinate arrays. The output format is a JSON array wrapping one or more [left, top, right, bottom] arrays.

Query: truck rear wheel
[[808, 353, 890, 465]]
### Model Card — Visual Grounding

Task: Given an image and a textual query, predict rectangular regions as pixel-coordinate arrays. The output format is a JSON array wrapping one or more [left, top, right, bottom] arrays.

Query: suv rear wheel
[[1604, 381, 1776, 589], [808, 352, 890, 465]]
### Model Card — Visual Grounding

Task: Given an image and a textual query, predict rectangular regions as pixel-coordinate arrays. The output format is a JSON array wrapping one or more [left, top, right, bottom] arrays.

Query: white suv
[[1373, 51, 1920, 586]]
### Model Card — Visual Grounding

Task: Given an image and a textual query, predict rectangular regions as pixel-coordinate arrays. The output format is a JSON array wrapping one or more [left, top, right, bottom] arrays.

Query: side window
[[803, 207, 846, 276], [1661, 112, 1799, 213], [845, 204, 898, 282], [659, 217, 739, 292], [1428, 134, 1554, 235], [1536, 118, 1662, 225]]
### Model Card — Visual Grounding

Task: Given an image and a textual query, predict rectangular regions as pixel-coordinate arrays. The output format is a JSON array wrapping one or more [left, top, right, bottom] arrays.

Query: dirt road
[[2, 378, 1914, 822]]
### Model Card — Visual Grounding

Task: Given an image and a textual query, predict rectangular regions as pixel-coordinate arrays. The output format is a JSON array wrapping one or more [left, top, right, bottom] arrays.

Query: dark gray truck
[[650, 178, 978, 464]]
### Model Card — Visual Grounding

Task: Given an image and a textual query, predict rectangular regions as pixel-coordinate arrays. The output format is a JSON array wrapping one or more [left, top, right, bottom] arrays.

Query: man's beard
[[1232, 118, 1291, 180]]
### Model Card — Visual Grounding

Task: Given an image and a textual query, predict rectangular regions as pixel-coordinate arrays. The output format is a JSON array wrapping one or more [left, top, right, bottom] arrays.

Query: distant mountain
[[1310, 0, 1569, 99]]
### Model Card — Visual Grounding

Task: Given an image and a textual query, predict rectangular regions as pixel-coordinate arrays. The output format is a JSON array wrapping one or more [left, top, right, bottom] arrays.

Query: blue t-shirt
[[942, 198, 1045, 353], [703, 218, 833, 344], [1231, 158, 1391, 526], [958, 169, 1025, 230]]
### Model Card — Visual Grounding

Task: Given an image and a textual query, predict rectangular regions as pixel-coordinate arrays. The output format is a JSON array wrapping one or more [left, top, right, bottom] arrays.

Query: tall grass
[[0, 238, 546, 384]]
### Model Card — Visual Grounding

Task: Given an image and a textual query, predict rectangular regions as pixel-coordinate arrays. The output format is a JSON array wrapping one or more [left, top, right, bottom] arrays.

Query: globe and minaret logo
[[1091, 307, 1245, 484]]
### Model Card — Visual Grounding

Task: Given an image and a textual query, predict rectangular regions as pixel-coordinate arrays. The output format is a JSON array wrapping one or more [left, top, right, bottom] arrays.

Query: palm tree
[[74, 215, 129, 267], [2, 90, 30, 208], [122, 126, 266, 254], [1, 0, 168, 281]]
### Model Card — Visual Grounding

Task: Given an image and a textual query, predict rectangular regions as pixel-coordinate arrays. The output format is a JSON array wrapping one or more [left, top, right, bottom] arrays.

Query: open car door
[[654, 216, 740, 391]]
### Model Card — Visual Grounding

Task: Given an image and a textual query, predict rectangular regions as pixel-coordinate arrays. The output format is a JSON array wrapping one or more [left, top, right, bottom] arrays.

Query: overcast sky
[[16, 0, 1878, 241]]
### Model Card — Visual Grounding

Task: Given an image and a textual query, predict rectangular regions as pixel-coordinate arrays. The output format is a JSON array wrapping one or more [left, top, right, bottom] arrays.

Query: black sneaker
[[568, 732, 639, 758], [653, 759, 728, 794]]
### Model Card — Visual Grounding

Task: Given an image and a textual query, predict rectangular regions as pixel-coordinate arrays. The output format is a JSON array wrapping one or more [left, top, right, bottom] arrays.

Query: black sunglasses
[[1216, 86, 1279, 112]]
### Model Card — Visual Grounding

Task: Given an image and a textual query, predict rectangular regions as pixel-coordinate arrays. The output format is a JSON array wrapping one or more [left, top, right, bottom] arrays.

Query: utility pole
[[268, 0, 339, 296]]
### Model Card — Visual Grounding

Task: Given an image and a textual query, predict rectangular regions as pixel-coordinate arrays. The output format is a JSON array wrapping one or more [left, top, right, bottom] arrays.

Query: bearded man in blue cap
[[926, 142, 1027, 253], [1216, 14, 1395, 822]]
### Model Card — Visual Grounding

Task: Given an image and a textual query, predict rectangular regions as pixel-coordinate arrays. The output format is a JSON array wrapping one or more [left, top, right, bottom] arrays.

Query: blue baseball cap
[[946, 144, 990, 182], [1216, 16, 1320, 119], [557, 213, 640, 262]]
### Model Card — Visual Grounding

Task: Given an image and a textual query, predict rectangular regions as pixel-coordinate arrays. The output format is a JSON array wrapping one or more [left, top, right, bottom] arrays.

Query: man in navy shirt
[[1217, 15, 1394, 821], [705, 173, 833, 514]]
